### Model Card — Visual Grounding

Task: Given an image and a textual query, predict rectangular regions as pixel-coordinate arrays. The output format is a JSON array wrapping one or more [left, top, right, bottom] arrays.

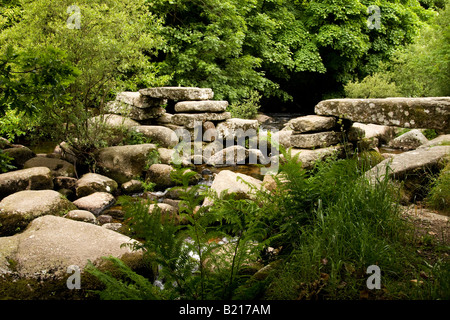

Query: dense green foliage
[[344, 0, 450, 98], [0, 0, 167, 151], [0, 45, 79, 116], [0, 0, 445, 136], [150, 0, 435, 104]]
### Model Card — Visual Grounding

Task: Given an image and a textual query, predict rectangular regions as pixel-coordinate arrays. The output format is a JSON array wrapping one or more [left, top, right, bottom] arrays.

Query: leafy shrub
[[0, 109, 36, 142], [227, 90, 261, 119], [0, 148, 15, 172], [0, 0, 168, 155], [344, 73, 402, 98], [422, 129, 438, 140]]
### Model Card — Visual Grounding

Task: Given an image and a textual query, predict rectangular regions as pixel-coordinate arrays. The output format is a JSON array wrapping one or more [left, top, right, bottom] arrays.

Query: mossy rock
[[0, 215, 148, 299], [0, 190, 76, 236]]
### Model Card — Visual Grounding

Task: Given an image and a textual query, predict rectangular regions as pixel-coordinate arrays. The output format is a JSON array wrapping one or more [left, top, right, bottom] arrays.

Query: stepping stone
[[116, 91, 167, 108], [2, 146, 35, 168], [202, 170, 264, 206], [315, 97, 450, 133], [73, 192, 115, 216], [366, 145, 450, 184], [75, 173, 118, 197], [105, 101, 166, 121], [139, 87, 214, 101], [64, 209, 97, 223], [289, 115, 337, 133], [290, 131, 341, 149], [23, 157, 75, 177], [0, 215, 142, 283], [0, 190, 76, 236], [174, 100, 228, 113], [0, 167, 53, 199], [130, 125, 179, 148], [94, 144, 157, 184], [171, 112, 231, 129]]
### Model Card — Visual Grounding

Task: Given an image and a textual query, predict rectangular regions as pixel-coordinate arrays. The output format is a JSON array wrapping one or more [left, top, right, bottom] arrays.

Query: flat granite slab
[[139, 87, 214, 101], [315, 97, 450, 133]]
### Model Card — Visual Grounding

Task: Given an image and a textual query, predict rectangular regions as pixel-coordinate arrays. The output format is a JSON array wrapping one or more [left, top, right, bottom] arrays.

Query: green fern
[[85, 256, 165, 300]]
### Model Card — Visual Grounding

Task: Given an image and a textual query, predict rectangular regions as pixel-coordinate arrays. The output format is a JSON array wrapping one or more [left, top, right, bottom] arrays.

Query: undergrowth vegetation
[[86, 149, 450, 300]]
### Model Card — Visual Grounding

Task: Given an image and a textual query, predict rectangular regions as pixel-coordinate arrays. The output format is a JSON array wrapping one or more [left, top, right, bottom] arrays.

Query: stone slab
[[139, 87, 214, 101], [290, 131, 341, 149], [315, 97, 450, 133], [174, 100, 228, 113]]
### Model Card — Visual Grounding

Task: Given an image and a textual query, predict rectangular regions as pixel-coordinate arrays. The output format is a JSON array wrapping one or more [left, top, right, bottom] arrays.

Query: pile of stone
[[105, 91, 167, 121], [104, 87, 234, 146], [142, 87, 231, 139], [289, 115, 345, 149]]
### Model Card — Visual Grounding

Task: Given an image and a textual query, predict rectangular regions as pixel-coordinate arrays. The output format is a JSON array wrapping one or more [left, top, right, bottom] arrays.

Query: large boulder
[[95, 144, 158, 184], [366, 145, 450, 185], [2, 146, 35, 168], [216, 118, 259, 141], [0, 190, 76, 236], [116, 91, 167, 108], [75, 173, 118, 198], [290, 131, 341, 149], [174, 100, 228, 113], [146, 164, 176, 189], [146, 164, 200, 190], [388, 129, 428, 151], [315, 97, 450, 133], [419, 134, 450, 149], [121, 179, 144, 194], [23, 157, 75, 177], [139, 87, 214, 101], [89, 114, 140, 130], [130, 126, 179, 148], [158, 148, 176, 164], [0, 167, 53, 199], [203, 170, 264, 206], [0, 215, 143, 298], [282, 144, 350, 170], [350, 122, 396, 144], [171, 112, 231, 129], [271, 130, 293, 148], [105, 101, 166, 121], [72, 192, 115, 216], [206, 145, 249, 166], [289, 115, 337, 133], [64, 210, 97, 224]]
